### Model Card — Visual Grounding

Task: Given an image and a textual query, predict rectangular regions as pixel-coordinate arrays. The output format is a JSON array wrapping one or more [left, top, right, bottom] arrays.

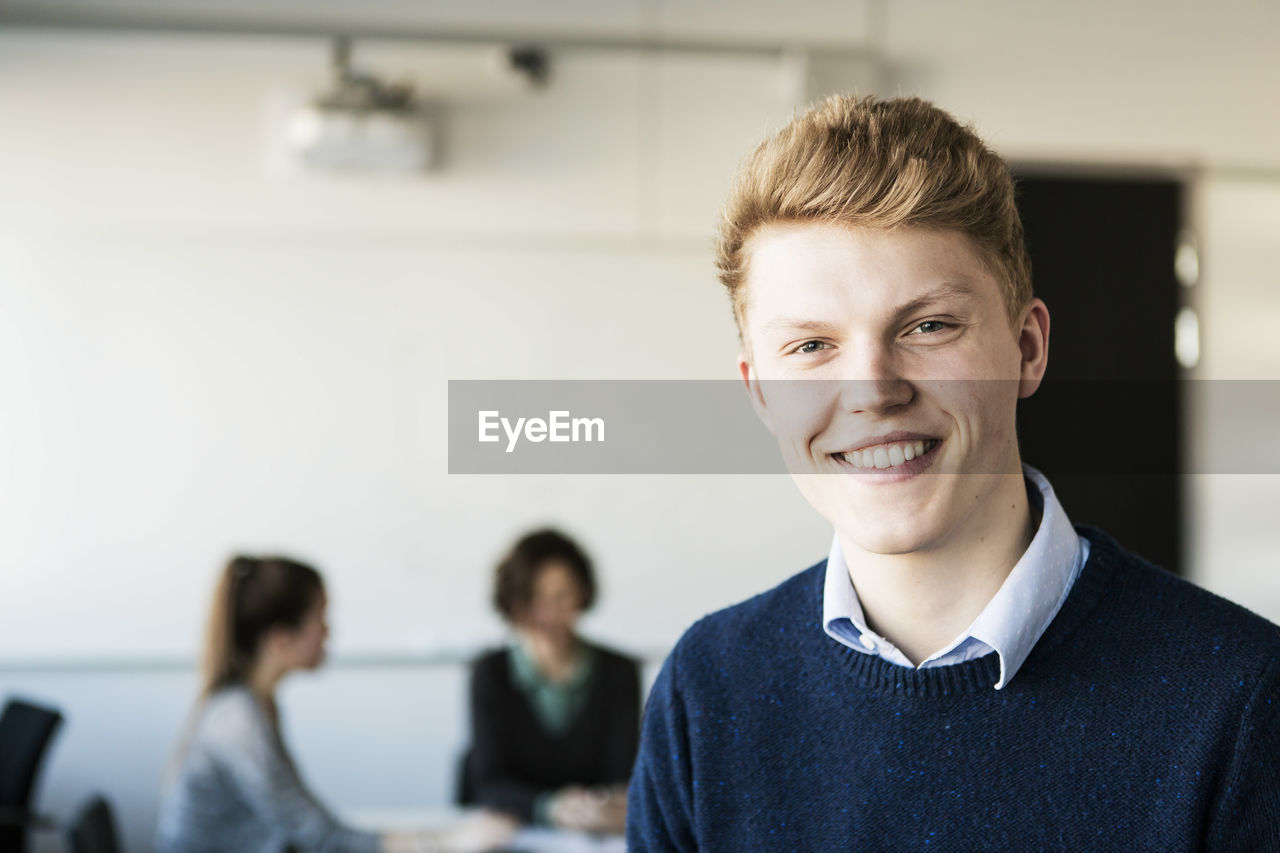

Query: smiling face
[[739, 223, 1048, 557]]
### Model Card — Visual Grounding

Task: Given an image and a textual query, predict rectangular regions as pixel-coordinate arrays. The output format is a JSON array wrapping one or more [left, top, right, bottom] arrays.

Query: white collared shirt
[[822, 465, 1089, 689]]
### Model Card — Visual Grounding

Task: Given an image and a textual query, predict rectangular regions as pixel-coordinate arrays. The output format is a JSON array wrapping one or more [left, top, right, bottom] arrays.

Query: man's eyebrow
[[760, 317, 842, 334], [891, 282, 978, 318], [759, 282, 978, 335]]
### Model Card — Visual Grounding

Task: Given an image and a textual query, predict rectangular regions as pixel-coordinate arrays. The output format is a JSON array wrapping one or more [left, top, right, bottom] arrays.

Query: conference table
[[348, 807, 627, 853]]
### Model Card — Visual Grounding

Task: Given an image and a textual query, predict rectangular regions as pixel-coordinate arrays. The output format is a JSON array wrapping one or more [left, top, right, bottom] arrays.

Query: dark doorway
[[1013, 173, 1185, 575]]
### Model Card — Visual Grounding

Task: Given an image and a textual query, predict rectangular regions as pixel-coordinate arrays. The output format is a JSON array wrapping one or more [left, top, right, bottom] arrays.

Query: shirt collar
[[822, 464, 1086, 689], [508, 637, 594, 692]]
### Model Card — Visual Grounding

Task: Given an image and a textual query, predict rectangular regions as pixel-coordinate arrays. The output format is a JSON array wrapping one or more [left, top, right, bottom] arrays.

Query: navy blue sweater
[[628, 528, 1280, 851]]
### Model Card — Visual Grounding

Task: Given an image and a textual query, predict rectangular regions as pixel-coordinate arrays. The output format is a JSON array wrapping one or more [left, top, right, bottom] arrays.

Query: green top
[[507, 637, 597, 737], [508, 638, 600, 826]]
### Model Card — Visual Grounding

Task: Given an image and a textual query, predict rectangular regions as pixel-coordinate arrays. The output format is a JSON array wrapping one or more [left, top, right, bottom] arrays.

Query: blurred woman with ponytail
[[156, 555, 514, 853]]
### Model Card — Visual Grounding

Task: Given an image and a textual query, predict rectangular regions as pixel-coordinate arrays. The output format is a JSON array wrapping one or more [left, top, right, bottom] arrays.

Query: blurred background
[[1, 0, 1278, 850]]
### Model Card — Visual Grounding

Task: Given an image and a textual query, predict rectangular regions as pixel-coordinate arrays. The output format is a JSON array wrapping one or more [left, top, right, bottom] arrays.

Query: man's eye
[[911, 320, 951, 335], [793, 340, 830, 354]]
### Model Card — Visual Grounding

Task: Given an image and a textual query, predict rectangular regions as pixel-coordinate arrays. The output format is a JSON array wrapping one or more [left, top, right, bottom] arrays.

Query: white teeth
[[840, 439, 938, 469]]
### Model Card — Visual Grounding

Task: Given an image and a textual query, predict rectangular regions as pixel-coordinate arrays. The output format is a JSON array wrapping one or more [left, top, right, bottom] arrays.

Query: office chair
[[0, 697, 64, 852], [65, 795, 121, 853], [455, 748, 475, 806]]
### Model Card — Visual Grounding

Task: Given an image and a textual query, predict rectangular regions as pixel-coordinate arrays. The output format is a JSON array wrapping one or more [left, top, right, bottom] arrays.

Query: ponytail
[[200, 555, 324, 697]]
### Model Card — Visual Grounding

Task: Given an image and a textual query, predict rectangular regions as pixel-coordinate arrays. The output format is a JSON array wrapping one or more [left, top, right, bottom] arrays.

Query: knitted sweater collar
[[819, 527, 1118, 696]]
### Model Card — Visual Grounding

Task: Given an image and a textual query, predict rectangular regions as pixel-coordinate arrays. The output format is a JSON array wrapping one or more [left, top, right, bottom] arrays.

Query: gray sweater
[[155, 685, 380, 853]]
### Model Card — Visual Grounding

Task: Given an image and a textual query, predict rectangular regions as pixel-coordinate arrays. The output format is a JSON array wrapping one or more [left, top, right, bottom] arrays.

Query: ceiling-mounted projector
[[287, 38, 436, 173]]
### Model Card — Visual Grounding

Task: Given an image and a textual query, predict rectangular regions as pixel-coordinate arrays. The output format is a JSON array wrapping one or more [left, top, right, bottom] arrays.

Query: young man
[[627, 96, 1280, 850]]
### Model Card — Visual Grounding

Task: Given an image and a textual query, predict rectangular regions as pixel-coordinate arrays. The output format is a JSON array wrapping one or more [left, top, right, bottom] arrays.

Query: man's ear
[[1017, 298, 1051, 399], [738, 352, 776, 434]]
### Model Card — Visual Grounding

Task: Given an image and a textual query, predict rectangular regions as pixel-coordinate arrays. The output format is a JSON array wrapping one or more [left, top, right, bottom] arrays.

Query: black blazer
[[462, 642, 641, 822]]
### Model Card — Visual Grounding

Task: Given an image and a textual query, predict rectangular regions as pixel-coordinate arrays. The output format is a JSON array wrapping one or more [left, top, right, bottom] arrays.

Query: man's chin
[[795, 482, 941, 548], [839, 523, 940, 556], [828, 497, 948, 555]]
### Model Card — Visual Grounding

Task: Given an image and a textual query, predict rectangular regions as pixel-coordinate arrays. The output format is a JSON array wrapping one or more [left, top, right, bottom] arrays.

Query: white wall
[[0, 29, 833, 663], [0, 20, 833, 853], [886, 0, 1280, 170], [2, 2, 1279, 851], [1187, 180, 1280, 614]]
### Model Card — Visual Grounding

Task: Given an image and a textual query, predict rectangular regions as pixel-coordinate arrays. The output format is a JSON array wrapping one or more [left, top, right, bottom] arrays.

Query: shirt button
[[859, 633, 876, 650]]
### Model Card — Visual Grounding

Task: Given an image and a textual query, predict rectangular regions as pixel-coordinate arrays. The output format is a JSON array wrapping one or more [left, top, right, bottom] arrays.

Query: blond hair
[[716, 95, 1032, 335]]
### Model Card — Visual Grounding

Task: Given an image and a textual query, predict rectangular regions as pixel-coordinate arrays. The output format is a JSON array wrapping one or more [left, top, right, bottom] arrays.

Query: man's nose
[[836, 345, 914, 414]]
